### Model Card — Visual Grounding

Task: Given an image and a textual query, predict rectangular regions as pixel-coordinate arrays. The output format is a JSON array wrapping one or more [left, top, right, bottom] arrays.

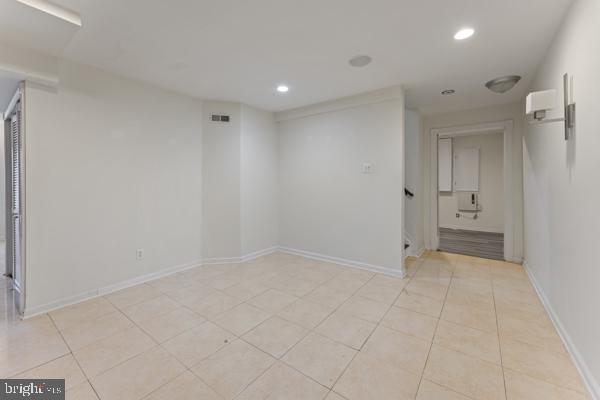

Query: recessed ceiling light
[[349, 55, 372, 67], [454, 28, 474, 40], [16, 0, 82, 26], [276, 85, 289, 93], [441, 89, 456, 95]]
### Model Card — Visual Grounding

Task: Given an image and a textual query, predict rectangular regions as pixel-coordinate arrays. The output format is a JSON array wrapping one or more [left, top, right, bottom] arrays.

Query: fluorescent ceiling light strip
[[16, 0, 82, 26]]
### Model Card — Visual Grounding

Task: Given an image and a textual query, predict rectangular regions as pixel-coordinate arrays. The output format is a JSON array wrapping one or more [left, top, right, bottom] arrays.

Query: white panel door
[[438, 138, 452, 192], [454, 147, 479, 191]]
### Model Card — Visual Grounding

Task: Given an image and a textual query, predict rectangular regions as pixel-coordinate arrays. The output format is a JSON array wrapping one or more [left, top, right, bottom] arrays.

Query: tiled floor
[[0, 251, 590, 399]]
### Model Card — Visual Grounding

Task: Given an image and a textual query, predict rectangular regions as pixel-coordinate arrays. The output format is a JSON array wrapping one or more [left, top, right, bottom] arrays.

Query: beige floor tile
[[211, 303, 271, 336], [441, 301, 498, 332], [498, 312, 566, 354], [224, 281, 269, 301], [50, 297, 117, 331], [0, 320, 70, 376], [283, 332, 356, 388], [121, 294, 180, 324], [165, 282, 216, 305], [237, 361, 329, 400], [504, 368, 590, 400], [248, 289, 298, 313], [277, 298, 334, 329], [324, 391, 346, 400], [381, 306, 438, 341], [304, 285, 354, 308], [105, 284, 162, 309], [326, 275, 368, 294], [416, 379, 471, 400], [423, 344, 505, 400], [434, 320, 501, 364], [355, 281, 402, 304], [0, 314, 57, 343], [136, 307, 205, 342], [146, 371, 222, 400], [267, 276, 321, 297], [184, 291, 242, 318], [334, 352, 420, 400], [162, 321, 234, 367], [67, 381, 99, 400], [59, 311, 134, 350], [204, 274, 244, 290], [501, 337, 586, 393], [337, 295, 389, 323], [13, 354, 86, 390], [90, 346, 185, 400], [362, 325, 430, 374], [73, 326, 156, 377], [315, 311, 376, 350], [243, 316, 308, 358], [192, 339, 275, 399], [405, 279, 449, 301], [146, 274, 194, 294], [395, 290, 444, 317]]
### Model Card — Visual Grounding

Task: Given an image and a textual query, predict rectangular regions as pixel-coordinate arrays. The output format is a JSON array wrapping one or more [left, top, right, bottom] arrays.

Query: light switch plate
[[362, 162, 373, 174]]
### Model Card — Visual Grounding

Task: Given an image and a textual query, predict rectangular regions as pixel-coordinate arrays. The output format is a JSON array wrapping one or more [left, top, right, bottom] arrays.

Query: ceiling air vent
[[211, 115, 230, 122]]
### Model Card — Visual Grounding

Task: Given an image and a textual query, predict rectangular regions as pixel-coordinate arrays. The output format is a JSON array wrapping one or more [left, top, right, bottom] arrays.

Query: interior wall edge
[[523, 260, 599, 400], [274, 85, 404, 122]]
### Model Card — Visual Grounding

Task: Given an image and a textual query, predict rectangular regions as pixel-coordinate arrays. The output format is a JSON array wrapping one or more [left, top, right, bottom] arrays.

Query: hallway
[[0, 251, 587, 399]]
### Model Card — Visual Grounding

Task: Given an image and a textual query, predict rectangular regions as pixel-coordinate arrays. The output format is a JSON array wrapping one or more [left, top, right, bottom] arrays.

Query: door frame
[[428, 120, 517, 262], [3, 83, 26, 315]]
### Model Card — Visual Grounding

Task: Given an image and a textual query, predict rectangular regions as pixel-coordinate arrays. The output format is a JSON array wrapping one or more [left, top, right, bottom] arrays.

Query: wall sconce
[[526, 73, 576, 140]]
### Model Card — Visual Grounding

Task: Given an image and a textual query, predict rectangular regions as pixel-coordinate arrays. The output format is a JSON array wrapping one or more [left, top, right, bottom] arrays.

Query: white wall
[[277, 90, 405, 274], [202, 101, 242, 261], [240, 104, 278, 256], [404, 109, 423, 255], [24, 60, 203, 312], [438, 132, 504, 233], [523, 0, 600, 396], [422, 102, 524, 260]]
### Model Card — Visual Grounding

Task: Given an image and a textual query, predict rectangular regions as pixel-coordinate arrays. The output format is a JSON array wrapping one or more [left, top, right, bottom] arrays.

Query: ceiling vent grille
[[211, 114, 230, 122]]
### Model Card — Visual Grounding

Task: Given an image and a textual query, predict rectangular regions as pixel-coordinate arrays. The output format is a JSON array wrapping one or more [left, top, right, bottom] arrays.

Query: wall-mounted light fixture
[[526, 73, 576, 140]]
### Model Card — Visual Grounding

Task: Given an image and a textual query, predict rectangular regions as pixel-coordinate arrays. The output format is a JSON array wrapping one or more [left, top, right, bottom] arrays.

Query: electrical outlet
[[362, 162, 373, 174], [136, 249, 144, 261], [456, 213, 460, 218]]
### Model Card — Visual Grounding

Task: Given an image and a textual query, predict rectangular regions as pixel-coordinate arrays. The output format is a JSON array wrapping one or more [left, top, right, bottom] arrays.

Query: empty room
[[0, 0, 599, 399]]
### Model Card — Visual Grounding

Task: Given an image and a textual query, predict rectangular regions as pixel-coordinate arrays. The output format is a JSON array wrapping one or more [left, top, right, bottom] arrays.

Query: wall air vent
[[211, 115, 230, 122]]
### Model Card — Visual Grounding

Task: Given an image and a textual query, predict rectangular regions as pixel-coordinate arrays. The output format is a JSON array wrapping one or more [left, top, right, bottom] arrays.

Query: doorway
[[2, 81, 25, 317], [429, 120, 516, 262], [437, 131, 504, 259]]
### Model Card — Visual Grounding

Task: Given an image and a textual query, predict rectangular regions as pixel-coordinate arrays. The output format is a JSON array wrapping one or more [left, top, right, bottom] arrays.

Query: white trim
[[274, 86, 404, 122], [278, 246, 405, 278], [202, 247, 278, 265], [438, 224, 504, 234], [406, 246, 425, 259], [523, 261, 599, 400], [23, 258, 203, 318], [428, 120, 516, 261]]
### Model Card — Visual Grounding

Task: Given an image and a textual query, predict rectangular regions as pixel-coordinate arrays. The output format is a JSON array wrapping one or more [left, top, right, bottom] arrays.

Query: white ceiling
[[1, 0, 573, 113]]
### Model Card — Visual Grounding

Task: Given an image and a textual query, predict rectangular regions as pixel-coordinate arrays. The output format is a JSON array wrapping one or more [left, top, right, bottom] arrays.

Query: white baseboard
[[23, 247, 279, 319], [523, 261, 599, 400], [278, 246, 405, 278], [24, 258, 203, 318], [202, 247, 278, 265], [407, 246, 425, 259]]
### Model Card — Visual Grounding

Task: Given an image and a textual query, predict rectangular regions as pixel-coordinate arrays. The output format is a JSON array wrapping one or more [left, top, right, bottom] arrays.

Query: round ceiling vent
[[349, 55, 372, 67]]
